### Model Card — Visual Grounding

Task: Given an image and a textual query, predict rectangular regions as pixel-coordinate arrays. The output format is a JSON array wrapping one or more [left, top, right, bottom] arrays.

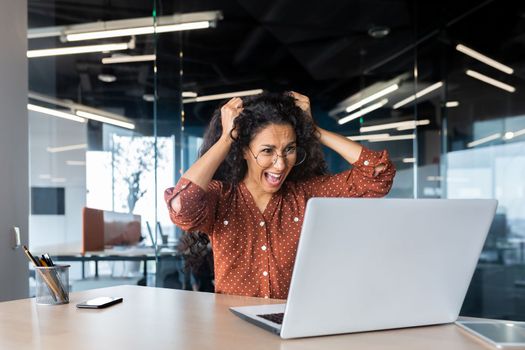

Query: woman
[[165, 91, 395, 299]]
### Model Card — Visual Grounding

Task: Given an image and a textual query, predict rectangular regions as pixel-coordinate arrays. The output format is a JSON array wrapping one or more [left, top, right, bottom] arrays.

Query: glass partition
[[28, 2, 158, 291], [27, 0, 525, 319]]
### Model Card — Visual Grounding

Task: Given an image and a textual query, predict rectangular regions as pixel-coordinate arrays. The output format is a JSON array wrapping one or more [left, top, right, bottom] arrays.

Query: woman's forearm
[[182, 134, 232, 190], [316, 127, 363, 164]]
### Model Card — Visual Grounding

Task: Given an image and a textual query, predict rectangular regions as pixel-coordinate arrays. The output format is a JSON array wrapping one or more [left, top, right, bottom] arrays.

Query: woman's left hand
[[290, 91, 313, 122]]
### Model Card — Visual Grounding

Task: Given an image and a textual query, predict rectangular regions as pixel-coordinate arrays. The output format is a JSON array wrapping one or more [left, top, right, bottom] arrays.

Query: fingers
[[221, 97, 243, 116], [220, 97, 243, 138], [289, 91, 307, 101]]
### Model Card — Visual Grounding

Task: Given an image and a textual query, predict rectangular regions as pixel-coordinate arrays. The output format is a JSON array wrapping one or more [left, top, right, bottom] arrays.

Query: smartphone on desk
[[76, 296, 123, 309]]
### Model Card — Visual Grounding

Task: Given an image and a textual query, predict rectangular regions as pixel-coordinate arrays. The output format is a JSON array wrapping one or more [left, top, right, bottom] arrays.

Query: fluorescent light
[[467, 133, 501, 148], [402, 158, 416, 163], [39, 174, 51, 179], [47, 143, 87, 153], [456, 44, 513, 75], [347, 133, 390, 141], [338, 99, 388, 125], [98, 74, 117, 83], [345, 84, 399, 113], [102, 54, 156, 64], [51, 178, 67, 183], [427, 176, 443, 181], [347, 133, 415, 142], [446, 101, 459, 108], [76, 110, 135, 130], [28, 104, 86, 123], [27, 42, 129, 58], [66, 160, 86, 166], [465, 70, 516, 93], [142, 94, 155, 102], [360, 119, 430, 133], [393, 82, 443, 109], [66, 21, 210, 41], [397, 120, 430, 131], [369, 134, 415, 142], [504, 128, 525, 140], [182, 91, 198, 98], [182, 89, 263, 103]]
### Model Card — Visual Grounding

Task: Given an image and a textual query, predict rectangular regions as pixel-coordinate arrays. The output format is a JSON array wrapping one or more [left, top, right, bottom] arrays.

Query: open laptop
[[230, 198, 498, 339]]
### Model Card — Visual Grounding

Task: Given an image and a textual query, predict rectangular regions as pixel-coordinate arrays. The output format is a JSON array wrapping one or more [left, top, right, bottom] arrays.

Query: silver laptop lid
[[280, 198, 497, 339]]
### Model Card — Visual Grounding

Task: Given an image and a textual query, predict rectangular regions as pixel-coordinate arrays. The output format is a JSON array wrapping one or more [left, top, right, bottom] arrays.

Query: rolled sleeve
[[164, 178, 221, 234], [301, 147, 395, 198]]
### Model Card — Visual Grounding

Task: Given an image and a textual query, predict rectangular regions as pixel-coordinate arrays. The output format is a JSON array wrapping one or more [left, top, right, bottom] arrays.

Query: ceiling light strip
[[347, 133, 390, 141], [76, 110, 135, 130], [456, 44, 513, 75], [369, 134, 415, 142], [360, 119, 430, 133], [465, 70, 516, 93], [338, 99, 388, 125], [345, 84, 399, 113], [66, 21, 210, 41], [347, 133, 415, 142], [28, 104, 86, 123], [393, 82, 443, 109], [467, 133, 502, 148], [102, 54, 156, 64], [66, 160, 86, 166], [27, 43, 129, 58], [182, 89, 263, 103], [47, 144, 87, 153]]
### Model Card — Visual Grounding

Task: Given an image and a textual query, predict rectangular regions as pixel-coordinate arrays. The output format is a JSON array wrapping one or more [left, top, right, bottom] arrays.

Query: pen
[[41, 254, 68, 301], [22, 246, 59, 302]]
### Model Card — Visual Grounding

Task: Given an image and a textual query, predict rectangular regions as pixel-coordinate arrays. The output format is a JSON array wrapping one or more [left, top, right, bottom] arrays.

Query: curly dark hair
[[200, 91, 328, 182], [178, 92, 328, 286]]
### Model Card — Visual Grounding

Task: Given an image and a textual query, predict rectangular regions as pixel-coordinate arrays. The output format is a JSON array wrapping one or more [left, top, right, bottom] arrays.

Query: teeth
[[267, 172, 281, 180]]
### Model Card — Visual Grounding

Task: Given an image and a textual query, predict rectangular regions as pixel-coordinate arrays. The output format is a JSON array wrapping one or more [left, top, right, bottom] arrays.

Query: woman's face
[[243, 123, 297, 195]]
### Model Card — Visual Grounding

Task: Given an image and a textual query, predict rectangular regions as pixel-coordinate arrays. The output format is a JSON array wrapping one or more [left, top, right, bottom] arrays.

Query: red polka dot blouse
[[165, 147, 395, 299]]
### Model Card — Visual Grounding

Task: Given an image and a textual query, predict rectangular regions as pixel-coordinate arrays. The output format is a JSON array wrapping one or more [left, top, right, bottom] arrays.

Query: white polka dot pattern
[[164, 147, 396, 299]]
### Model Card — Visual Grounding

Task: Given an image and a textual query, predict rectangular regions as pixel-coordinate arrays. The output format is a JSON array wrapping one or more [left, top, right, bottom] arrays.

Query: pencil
[[22, 246, 58, 302]]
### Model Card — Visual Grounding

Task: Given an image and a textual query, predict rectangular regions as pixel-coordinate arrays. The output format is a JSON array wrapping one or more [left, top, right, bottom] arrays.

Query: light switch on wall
[[12, 226, 21, 250]]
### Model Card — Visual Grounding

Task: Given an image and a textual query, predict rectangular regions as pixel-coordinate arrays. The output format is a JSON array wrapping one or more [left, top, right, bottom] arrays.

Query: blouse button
[[262, 271, 268, 277], [261, 245, 267, 251], [293, 217, 299, 222], [259, 221, 265, 227], [223, 220, 229, 226], [364, 160, 370, 166], [181, 184, 187, 189]]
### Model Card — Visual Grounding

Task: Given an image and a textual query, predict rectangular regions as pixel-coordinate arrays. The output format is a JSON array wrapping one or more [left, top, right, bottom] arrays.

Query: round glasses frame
[[248, 146, 307, 168]]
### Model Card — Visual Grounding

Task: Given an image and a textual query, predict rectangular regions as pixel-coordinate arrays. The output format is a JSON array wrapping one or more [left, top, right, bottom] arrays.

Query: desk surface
[[0, 285, 495, 350]]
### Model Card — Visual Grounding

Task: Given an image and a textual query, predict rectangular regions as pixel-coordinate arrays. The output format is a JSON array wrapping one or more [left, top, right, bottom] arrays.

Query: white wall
[[0, 0, 29, 301]]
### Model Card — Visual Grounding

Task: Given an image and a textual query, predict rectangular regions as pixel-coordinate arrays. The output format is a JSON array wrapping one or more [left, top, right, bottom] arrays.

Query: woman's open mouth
[[264, 171, 284, 187]]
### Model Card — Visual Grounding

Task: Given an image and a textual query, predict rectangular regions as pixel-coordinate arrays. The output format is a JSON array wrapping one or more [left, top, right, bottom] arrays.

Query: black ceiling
[[28, 0, 525, 129]]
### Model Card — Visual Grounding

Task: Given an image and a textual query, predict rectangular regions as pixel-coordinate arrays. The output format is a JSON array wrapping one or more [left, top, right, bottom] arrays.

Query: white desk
[[0, 285, 495, 350]]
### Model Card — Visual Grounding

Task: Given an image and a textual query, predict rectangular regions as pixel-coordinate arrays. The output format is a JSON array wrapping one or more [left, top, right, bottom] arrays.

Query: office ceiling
[[28, 0, 525, 130]]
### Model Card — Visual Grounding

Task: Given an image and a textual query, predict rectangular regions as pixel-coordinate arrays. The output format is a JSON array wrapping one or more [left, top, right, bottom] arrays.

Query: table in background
[[35, 244, 180, 279], [0, 285, 496, 350]]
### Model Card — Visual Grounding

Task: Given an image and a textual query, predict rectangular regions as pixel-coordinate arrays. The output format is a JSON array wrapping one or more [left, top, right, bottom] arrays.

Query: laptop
[[230, 198, 498, 339]]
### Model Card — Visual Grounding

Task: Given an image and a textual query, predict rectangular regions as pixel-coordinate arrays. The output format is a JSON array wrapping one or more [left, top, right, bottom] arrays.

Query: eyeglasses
[[249, 145, 306, 168]]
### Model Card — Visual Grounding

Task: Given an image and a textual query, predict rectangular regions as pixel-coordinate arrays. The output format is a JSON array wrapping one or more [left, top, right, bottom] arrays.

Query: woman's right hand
[[221, 97, 243, 139]]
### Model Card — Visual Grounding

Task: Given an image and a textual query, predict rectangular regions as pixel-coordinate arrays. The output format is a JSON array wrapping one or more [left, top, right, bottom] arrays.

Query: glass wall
[[27, 0, 525, 319], [28, 2, 159, 290]]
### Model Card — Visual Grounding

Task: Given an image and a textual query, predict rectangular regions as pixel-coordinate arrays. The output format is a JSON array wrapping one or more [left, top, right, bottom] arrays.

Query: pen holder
[[35, 265, 70, 305]]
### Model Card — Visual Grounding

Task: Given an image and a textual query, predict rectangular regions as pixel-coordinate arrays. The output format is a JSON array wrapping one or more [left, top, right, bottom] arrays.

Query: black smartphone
[[76, 296, 123, 309]]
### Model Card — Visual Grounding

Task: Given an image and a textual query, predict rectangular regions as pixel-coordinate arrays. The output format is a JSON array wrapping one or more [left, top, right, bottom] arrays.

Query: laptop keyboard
[[257, 313, 284, 324]]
